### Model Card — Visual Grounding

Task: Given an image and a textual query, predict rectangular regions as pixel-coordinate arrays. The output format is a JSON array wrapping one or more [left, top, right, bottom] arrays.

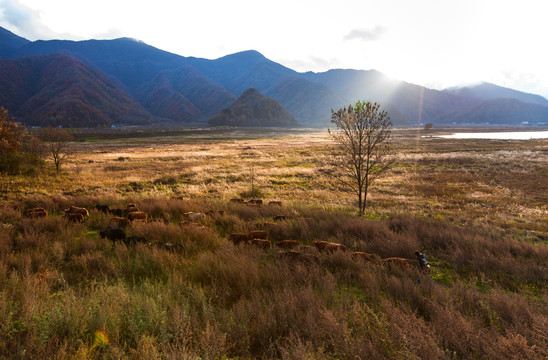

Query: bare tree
[[40, 127, 73, 173], [329, 100, 393, 215]]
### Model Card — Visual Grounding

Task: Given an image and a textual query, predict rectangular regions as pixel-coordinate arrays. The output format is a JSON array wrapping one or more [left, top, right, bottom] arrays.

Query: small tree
[[329, 100, 393, 215], [424, 123, 433, 131], [40, 127, 73, 173]]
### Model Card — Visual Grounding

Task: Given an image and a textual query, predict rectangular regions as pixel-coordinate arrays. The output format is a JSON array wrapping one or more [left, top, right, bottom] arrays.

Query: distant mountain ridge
[[1, 26, 547, 127]]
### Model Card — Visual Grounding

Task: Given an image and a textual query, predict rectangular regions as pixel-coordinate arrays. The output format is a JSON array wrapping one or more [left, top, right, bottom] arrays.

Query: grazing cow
[[276, 240, 300, 249], [128, 211, 147, 222], [99, 226, 126, 243], [125, 236, 148, 245], [205, 210, 225, 217], [313, 241, 346, 253], [109, 217, 131, 228], [274, 215, 293, 221], [249, 230, 268, 240], [352, 251, 380, 262], [263, 222, 281, 231], [381, 257, 415, 269], [251, 239, 271, 250], [23, 208, 48, 218], [62, 213, 84, 223], [268, 201, 282, 206], [65, 206, 89, 217], [278, 250, 319, 264], [109, 208, 123, 217], [229, 198, 245, 204], [95, 204, 110, 214], [229, 233, 252, 245], [183, 212, 206, 222], [248, 199, 263, 205], [147, 242, 183, 252]]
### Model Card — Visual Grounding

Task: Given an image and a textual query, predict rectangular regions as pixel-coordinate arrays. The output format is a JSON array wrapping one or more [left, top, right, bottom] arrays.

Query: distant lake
[[430, 131, 548, 140]]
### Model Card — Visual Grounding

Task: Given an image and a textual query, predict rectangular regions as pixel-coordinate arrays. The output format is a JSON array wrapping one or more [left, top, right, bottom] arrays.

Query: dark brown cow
[[251, 239, 271, 250], [278, 250, 319, 264], [24, 208, 48, 218], [128, 211, 147, 222], [263, 222, 281, 231], [125, 206, 139, 214], [109, 217, 131, 228], [248, 199, 263, 205], [273, 215, 293, 221], [381, 257, 416, 269], [229, 198, 245, 204], [268, 201, 282, 206], [352, 251, 380, 262], [249, 230, 268, 240], [313, 241, 346, 253], [228, 233, 252, 245], [276, 240, 300, 249], [63, 213, 84, 223], [65, 206, 89, 217]]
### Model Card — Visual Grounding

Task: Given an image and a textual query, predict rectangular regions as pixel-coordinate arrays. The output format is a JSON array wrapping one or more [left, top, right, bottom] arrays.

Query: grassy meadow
[[0, 127, 546, 359]]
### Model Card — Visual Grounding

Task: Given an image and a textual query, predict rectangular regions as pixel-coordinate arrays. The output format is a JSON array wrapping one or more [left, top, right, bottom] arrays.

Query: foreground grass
[[0, 128, 547, 359]]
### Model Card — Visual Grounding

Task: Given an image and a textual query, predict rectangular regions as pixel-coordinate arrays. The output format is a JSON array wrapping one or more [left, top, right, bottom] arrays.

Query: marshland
[[0, 127, 546, 359]]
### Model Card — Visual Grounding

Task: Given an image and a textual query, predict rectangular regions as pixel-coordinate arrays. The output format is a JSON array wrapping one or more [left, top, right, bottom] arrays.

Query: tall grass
[[0, 196, 546, 359]]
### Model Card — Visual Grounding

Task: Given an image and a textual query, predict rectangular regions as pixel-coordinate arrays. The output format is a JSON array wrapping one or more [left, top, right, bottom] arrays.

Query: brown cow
[[249, 230, 268, 240], [24, 208, 48, 218], [352, 251, 380, 262], [268, 201, 282, 206], [298, 245, 316, 252], [229, 198, 245, 204], [128, 211, 147, 222], [313, 241, 346, 253], [276, 240, 300, 249], [248, 199, 263, 205], [251, 239, 271, 250], [63, 213, 84, 223], [228, 233, 252, 245], [109, 217, 131, 228], [381, 257, 415, 269], [65, 206, 89, 217], [278, 250, 319, 264], [125, 206, 139, 214]]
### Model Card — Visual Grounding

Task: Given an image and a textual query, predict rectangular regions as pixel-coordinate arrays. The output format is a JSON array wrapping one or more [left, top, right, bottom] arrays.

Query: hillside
[[452, 98, 548, 125], [445, 82, 548, 107], [0, 53, 152, 127], [208, 88, 298, 127]]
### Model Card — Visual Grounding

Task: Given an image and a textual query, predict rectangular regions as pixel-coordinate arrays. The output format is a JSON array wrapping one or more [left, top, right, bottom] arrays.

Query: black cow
[[99, 226, 126, 243], [95, 204, 110, 214]]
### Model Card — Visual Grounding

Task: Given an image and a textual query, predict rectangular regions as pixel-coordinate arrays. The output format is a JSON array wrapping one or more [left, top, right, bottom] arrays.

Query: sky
[[1, 0, 547, 98]]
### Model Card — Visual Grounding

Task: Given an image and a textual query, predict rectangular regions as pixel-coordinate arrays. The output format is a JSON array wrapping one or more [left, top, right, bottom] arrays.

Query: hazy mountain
[[452, 98, 548, 125], [2, 26, 547, 127], [0, 53, 152, 127], [208, 88, 297, 127], [265, 77, 346, 126], [445, 82, 548, 107], [136, 66, 236, 122]]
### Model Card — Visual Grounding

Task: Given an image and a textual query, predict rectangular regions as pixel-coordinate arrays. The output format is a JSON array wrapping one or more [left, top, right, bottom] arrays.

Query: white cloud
[[344, 26, 386, 42]]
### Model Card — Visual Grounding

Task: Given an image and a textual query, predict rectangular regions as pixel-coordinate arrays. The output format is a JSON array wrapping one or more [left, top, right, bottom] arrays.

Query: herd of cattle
[[19, 199, 419, 269]]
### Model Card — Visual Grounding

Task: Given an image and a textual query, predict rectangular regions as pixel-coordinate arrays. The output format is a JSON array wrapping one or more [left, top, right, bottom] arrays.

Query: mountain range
[[1, 26, 547, 127]]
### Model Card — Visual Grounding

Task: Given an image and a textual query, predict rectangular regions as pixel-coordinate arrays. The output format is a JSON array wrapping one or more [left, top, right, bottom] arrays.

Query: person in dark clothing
[[415, 250, 430, 271]]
